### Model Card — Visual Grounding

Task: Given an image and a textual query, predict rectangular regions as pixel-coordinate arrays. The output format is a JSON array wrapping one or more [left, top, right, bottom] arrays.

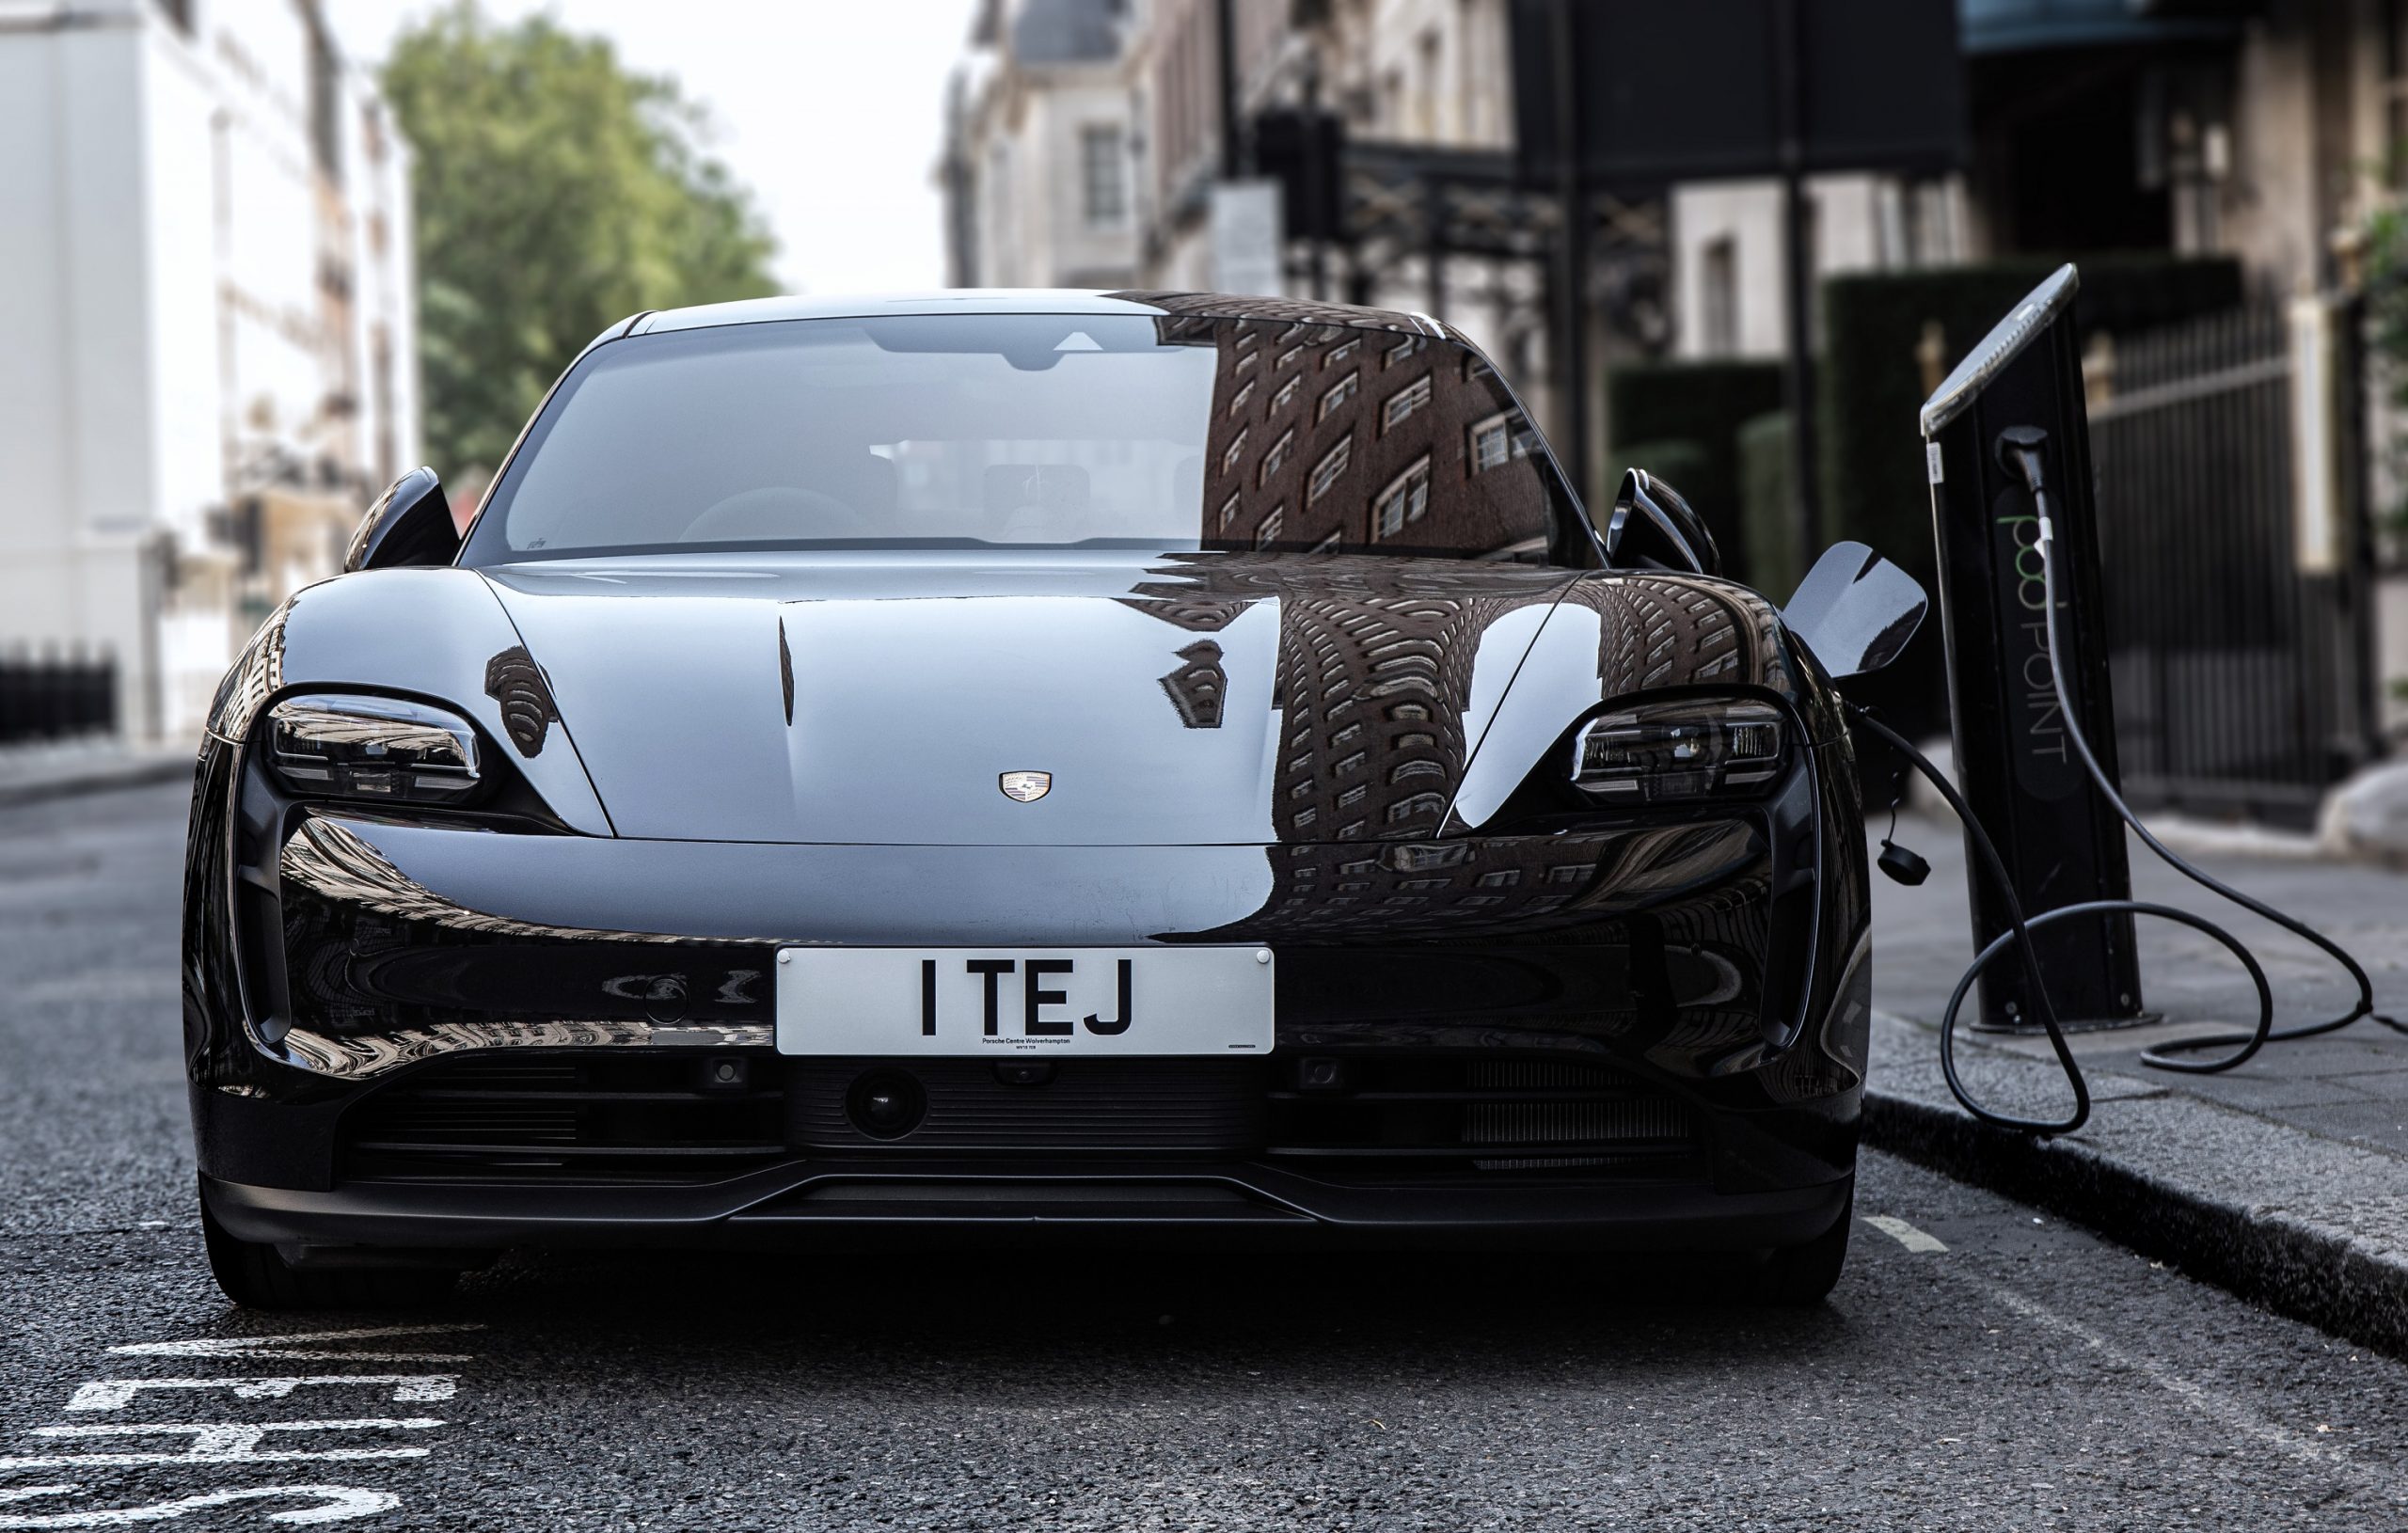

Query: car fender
[[208, 568, 614, 836]]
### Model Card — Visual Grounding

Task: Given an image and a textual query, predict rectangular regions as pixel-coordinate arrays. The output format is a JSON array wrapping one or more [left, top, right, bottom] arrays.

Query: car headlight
[[264, 693, 483, 805], [1568, 697, 1785, 802]]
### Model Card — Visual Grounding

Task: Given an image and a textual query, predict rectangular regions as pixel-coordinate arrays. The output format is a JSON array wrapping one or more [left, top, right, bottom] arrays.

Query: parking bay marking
[[104, 1325, 482, 1364], [0, 1324, 484, 1523], [67, 1377, 455, 1413], [1973, 1278, 2404, 1502], [1861, 1215, 1948, 1253], [0, 1419, 444, 1471], [0, 1484, 399, 1528]]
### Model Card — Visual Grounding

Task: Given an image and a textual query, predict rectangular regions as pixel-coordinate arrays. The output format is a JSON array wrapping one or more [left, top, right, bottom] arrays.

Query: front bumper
[[183, 734, 1871, 1248], [203, 1162, 1852, 1254]]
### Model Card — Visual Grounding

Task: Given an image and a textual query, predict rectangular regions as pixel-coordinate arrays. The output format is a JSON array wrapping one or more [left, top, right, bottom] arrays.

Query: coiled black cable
[[1844, 439, 2399, 1134]]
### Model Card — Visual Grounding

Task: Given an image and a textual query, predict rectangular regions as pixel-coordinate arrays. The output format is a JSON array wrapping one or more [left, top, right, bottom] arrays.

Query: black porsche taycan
[[185, 290, 1923, 1307]]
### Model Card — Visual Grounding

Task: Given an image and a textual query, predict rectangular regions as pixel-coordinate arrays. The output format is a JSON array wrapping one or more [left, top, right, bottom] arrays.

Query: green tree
[[382, 3, 780, 475]]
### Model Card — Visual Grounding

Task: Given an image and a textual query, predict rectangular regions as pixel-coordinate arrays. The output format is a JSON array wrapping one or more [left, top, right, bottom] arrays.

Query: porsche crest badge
[[999, 770, 1052, 803]]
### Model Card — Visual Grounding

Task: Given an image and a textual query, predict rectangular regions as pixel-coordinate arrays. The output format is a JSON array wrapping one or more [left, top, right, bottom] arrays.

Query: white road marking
[[1978, 1281, 2403, 1502], [0, 1484, 398, 1527], [0, 1419, 441, 1471], [67, 1377, 455, 1412], [1861, 1215, 1948, 1253], [106, 1326, 481, 1364]]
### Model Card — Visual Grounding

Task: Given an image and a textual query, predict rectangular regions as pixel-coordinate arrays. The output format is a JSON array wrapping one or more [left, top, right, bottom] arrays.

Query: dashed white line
[[1861, 1214, 1948, 1254]]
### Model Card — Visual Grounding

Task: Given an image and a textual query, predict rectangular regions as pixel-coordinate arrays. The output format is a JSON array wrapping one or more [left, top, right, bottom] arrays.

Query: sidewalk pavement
[[1867, 810, 2408, 1353], [0, 738, 192, 809]]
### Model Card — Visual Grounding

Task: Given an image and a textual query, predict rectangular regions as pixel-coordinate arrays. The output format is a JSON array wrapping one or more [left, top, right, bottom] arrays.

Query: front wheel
[[1748, 1186, 1853, 1306], [199, 1185, 458, 1311]]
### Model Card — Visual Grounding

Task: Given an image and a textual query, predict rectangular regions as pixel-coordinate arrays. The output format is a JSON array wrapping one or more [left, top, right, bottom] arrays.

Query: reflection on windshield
[[467, 311, 1571, 564]]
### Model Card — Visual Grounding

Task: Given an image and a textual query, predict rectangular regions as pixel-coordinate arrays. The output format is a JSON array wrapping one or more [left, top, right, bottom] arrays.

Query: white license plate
[[775, 946, 1275, 1056]]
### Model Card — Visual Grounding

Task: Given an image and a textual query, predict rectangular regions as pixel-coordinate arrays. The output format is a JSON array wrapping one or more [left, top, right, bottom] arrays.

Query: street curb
[[0, 754, 193, 810], [1863, 1055, 2408, 1360]]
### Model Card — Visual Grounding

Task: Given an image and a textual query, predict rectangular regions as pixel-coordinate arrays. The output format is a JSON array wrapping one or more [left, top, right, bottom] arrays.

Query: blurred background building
[[0, 0, 418, 744], [1, 0, 2402, 836], [943, 0, 2408, 827]]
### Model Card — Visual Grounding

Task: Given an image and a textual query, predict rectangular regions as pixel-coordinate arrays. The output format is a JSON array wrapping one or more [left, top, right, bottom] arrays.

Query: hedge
[[1603, 359, 1786, 582], [1737, 410, 1799, 602]]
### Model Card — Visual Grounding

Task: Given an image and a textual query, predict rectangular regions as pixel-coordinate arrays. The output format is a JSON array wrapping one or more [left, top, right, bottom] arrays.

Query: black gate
[[2087, 299, 2381, 827], [0, 649, 119, 746]]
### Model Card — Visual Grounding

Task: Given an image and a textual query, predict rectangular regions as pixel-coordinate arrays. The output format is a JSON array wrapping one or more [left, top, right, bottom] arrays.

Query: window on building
[[1256, 505, 1285, 547], [1467, 410, 1534, 470], [1386, 336, 1424, 367], [1271, 375, 1301, 414], [2387, 0, 2408, 189], [1324, 339, 1358, 369], [1221, 427, 1248, 476], [1276, 344, 1305, 371], [1702, 236, 1738, 356], [1319, 371, 1359, 420], [1307, 437, 1352, 502], [1260, 428, 1295, 482], [1415, 28, 1442, 139], [309, 21, 343, 185], [1227, 378, 1257, 417], [1469, 413, 1513, 472], [1218, 492, 1241, 533], [1080, 125, 1127, 226], [1382, 373, 1433, 433], [1312, 528, 1344, 552], [1373, 457, 1433, 539]]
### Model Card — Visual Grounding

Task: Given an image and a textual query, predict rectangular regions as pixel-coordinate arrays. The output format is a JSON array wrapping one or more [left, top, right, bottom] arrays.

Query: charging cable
[[1844, 429, 2400, 1134]]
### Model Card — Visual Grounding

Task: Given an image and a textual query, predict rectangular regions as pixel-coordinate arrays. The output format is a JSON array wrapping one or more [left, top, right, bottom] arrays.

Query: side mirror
[[1782, 541, 1927, 680], [1603, 468, 1720, 577], [344, 466, 461, 574]]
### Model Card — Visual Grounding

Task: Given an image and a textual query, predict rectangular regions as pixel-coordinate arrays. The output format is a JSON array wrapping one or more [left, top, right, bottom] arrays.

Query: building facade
[[0, 0, 418, 742], [943, 0, 1143, 290], [1667, 0, 2408, 362]]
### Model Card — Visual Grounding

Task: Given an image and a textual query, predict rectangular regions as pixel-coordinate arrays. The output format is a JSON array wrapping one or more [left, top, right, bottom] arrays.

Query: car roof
[[621, 290, 1465, 344]]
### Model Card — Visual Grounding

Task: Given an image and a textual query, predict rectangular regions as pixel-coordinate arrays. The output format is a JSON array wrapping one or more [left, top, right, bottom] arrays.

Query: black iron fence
[[2087, 298, 2382, 827], [0, 650, 119, 746]]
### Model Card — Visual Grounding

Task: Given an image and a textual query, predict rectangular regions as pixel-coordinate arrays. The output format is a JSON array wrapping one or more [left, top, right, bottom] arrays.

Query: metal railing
[[0, 650, 119, 747], [2087, 298, 2381, 827]]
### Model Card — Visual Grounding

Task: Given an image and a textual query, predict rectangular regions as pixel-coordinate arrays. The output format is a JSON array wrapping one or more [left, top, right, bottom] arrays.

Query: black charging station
[[1917, 266, 2149, 1033]]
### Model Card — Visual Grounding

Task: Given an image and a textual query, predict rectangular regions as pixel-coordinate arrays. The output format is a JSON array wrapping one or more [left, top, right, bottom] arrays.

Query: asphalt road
[[3, 782, 2405, 1530]]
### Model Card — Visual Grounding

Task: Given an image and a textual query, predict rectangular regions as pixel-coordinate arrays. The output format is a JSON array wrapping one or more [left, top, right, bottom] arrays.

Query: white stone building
[[0, 0, 418, 742], [943, 0, 1142, 290]]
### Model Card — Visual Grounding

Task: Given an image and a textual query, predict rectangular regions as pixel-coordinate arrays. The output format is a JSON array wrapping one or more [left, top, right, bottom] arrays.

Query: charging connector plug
[[1995, 425, 2054, 552]]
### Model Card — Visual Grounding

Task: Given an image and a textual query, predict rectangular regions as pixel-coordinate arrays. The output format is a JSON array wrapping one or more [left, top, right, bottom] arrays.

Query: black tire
[[199, 1189, 458, 1311], [1749, 1188, 1854, 1306]]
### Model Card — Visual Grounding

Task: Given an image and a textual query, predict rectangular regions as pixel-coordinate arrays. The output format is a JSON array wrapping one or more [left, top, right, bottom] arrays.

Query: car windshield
[[461, 312, 1576, 563]]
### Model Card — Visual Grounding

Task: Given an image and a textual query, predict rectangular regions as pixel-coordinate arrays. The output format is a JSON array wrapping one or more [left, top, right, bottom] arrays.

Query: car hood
[[476, 550, 1801, 845]]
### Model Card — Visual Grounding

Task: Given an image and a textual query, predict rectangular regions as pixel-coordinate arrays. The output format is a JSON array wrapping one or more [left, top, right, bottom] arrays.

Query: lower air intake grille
[[789, 1061, 1266, 1152], [340, 1051, 786, 1186], [1267, 1056, 1703, 1177]]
